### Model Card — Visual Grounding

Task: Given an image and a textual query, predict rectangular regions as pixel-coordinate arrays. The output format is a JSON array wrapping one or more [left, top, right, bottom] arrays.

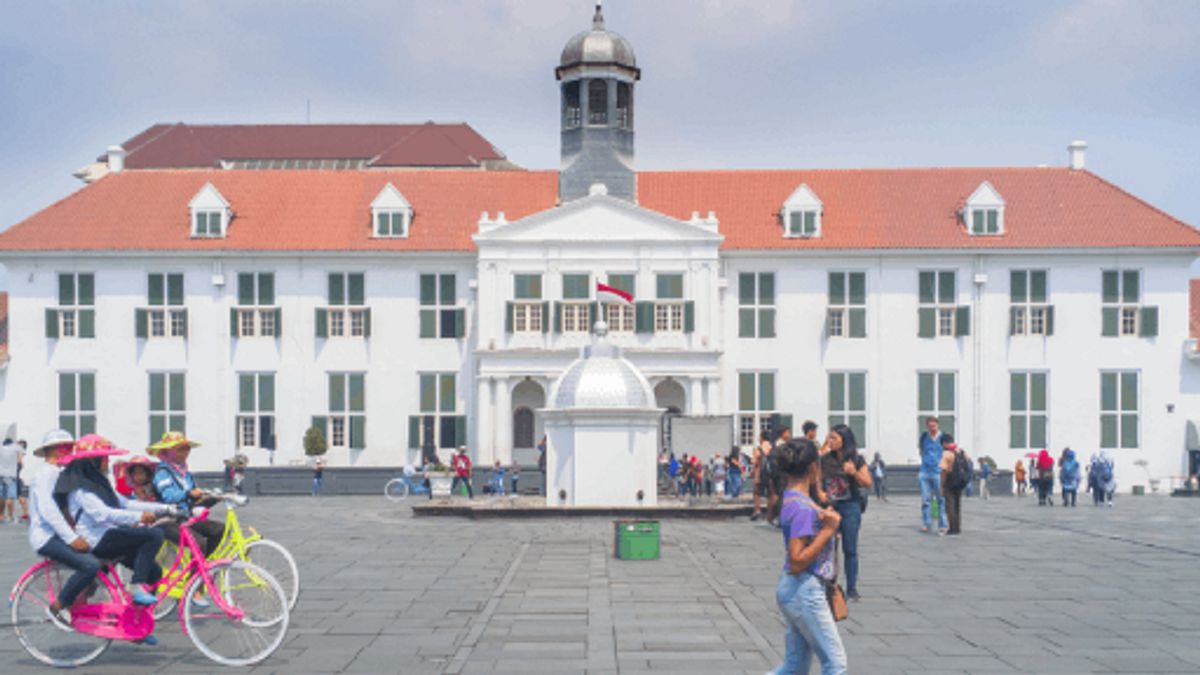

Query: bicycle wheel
[[183, 560, 289, 667], [384, 478, 409, 501], [10, 562, 113, 668], [242, 539, 300, 611]]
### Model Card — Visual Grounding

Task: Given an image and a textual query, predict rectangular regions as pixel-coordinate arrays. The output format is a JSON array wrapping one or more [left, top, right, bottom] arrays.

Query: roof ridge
[[637, 166, 1072, 175]]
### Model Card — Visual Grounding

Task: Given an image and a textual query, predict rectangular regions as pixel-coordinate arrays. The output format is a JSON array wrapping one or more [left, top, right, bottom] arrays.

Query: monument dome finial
[[593, 1, 604, 29]]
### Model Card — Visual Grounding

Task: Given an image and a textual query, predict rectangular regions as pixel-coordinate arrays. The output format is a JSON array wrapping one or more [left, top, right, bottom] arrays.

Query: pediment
[[966, 181, 1005, 207], [371, 183, 411, 210], [474, 194, 724, 244], [188, 182, 229, 209]]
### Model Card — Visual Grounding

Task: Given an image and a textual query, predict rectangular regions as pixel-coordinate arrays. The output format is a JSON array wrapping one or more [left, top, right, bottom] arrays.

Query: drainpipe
[[972, 257, 985, 459]]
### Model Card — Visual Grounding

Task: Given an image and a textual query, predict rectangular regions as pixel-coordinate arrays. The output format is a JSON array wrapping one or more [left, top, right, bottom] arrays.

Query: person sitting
[[115, 456, 159, 502], [148, 432, 225, 561], [27, 430, 95, 620], [52, 434, 170, 642]]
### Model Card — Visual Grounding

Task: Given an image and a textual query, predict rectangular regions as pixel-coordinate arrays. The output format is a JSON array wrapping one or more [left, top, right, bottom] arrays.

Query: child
[[115, 457, 159, 502], [489, 460, 507, 496], [510, 459, 521, 495], [53, 434, 170, 640], [772, 437, 847, 674]]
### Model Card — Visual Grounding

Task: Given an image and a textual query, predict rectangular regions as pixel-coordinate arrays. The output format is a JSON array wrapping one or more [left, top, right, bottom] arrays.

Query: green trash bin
[[614, 520, 660, 560]]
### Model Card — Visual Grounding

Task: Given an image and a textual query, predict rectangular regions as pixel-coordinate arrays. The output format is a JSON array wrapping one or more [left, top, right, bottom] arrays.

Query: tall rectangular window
[[655, 273, 685, 333], [234, 273, 279, 338], [918, 271, 967, 338], [420, 273, 464, 339], [510, 274, 545, 334], [48, 273, 95, 339], [738, 273, 776, 338], [144, 273, 187, 338], [559, 273, 593, 334], [737, 372, 776, 446], [827, 271, 866, 338], [319, 273, 369, 338], [237, 373, 276, 450], [1101, 371, 1139, 449], [605, 274, 635, 332], [323, 373, 366, 450], [415, 373, 464, 450], [1010, 270, 1052, 336], [1102, 270, 1156, 338], [149, 372, 186, 444], [1010, 372, 1048, 449], [58, 372, 96, 438], [917, 372, 956, 438], [828, 371, 867, 447]]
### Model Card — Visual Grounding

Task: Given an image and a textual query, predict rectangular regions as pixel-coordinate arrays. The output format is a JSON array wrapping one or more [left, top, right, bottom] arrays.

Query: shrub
[[303, 427, 328, 457]]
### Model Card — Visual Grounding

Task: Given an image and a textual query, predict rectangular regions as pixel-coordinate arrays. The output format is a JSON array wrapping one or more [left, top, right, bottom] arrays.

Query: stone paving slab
[[2, 493, 1199, 673]]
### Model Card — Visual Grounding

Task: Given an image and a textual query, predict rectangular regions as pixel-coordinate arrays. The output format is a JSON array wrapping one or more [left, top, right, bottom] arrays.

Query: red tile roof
[[1190, 279, 1200, 347], [104, 123, 507, 169], [0, 167, 1196, 253]]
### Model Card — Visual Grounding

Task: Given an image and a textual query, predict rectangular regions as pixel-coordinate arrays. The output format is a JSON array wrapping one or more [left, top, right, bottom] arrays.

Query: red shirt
[[452, 454, 472, 477]]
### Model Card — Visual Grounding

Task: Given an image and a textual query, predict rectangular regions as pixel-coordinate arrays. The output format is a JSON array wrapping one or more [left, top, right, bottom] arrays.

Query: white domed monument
[[542, 320, 662, 507]]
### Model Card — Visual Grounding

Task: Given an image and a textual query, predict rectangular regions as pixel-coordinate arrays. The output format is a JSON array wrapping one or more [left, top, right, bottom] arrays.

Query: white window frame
[[327, 373, 366, 450], [235, 273, 278, 338], [828, 370, 868, 448], [1010, 371, 1049, 450], [373, 210, 410, 238], [1103, 270, 1142, 337], [917, 371, 956, 439], [827, 271, 866, 339], [1011, 270, 1050, 336], [738, 272, 776, 339], [148, 371, 186, 444], [236, 372, 275, 451], [737, 372, 777, 447], [54, 273, 94, 340], [513, 302, 543, 334], [654, 302, 684, 333], [420, 273, 462, 339], [58, 371, 97, 438], [191, 210, 225, 238], [607, 304, 634, 332], [419, 373, 459, 450], [1100, 370, 1139, 449], [562, 302, 590, 333], [919, 270, 958, 337]]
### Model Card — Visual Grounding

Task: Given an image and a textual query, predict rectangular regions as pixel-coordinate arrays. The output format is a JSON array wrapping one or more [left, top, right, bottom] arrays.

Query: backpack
[[1096, 459, 1113, 484], [947, 451, 972, 491]]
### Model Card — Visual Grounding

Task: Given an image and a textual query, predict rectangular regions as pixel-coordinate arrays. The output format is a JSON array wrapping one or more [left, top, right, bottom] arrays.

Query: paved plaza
[[2, 493, 1200, 674]]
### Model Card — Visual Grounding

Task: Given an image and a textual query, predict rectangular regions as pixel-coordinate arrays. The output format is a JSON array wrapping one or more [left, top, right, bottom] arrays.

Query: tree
[[304, 426, 328, 457]]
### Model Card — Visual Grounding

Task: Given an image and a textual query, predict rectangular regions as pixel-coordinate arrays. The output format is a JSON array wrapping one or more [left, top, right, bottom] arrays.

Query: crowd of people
[[1016, 447, 1115, 506]]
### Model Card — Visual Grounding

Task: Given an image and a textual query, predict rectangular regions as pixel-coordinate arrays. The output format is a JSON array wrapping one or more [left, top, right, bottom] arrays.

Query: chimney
[[107, 145, 126, 174], [1067, 140, 1087, 170]]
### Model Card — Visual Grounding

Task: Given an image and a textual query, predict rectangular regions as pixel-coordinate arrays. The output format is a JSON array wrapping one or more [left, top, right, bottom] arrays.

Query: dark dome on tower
[[558, 3, 638, 74]]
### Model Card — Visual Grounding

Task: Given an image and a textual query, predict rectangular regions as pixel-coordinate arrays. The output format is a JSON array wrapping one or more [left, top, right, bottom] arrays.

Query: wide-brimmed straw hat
[[115, 455, 158, 479], [147, 430, 201, 456], [60, 433, 128, 466], [33, 429, 75, 458]]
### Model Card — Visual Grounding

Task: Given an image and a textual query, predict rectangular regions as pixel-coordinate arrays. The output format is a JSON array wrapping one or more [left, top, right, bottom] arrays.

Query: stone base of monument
[[411, 495, 753, 519]]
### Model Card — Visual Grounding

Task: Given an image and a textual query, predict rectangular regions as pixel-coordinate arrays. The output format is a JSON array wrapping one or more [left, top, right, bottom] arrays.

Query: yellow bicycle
[[151, 493, 300, 619]]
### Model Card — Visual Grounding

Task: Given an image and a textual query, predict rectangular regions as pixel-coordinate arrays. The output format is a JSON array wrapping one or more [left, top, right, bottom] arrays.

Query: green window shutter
[[149, 416, 166, 446], [1101, 307, 1119, 337], [79, 373, 95, 411], [259, 374, 275, 412], [239, 375, 255, 413], [328, 274, 345, 306], [440, 274, 456, 305], [1122, 270, 1139, 303], [179, 308, 188, 338], [541, 301, 550, 333], [312, 416, 328, 444], [918, 308, 935, 338], [350, 416, 366, 449], [439, 374, 456, 412], [937, 373, 955, 412], [420, 374, 436, 413], [759, 274, 775, 305], [1139, 306, 1158, 337], [760, 308, 776, 338], [230, 308, 239, 337], [455, 416, 468, 448], [1009, 415, 1026, 449], [1030, 271, 1047, 303], [348, 273, 365, 306], [589, 302, 599, 326], [420, 274, 437, 305], [1120, 372, 1138, 412], [259, 274, 275, 306], [1029, 415, 1046, 447], [656, 274, 683, 299], [759, 372, 775, 411], [408, 416, 421, 449], [454, 308, 466, 338], [1100, 415, 1117, 449], [78, 309, 95, 338], [955, 306, 971, 337], [1030, 373, 1047, 411], [363, 308, 372, 338], [986, 210, 998, 234], [1045, 306, 1055, 336], [1008, 306, 1019, 336], [45, 308, 59, 339], [828, 272, 846, 305], [938, 271, 956, 304], [804, 211, 816, 235], [505, 302, 514, 333], [918, 373, 934, 411], [828, 373, 845, 412], [1100, 373, 1117, 411], [148, 274, 164, 306], [739, 309, 756, 338], [684, 301, 695, 333], [329, 374, 346, 412], [848, 308, 865, 338], [918, 272, 935, 304], [59, 373, 76, 412], [167, 274, 184, 306], [79, 415, 96, 436], [607, 273, 634, 295], [1010, 271, 1027, 303], [273, 308, 282, 337], [315, 308, 328, 338], [350, 374, 366, 412], [848, 373, 866, 411], [78, 274, 95, 306], [238, 274, 254, 305], [1010, 373, 1027, 412], [149, 373, 165, 412], [971, 210, 983, 234], [554, 302, 563, 333], [738, 373, 755, 411], [168, 373, 185, 412], [848, 273, 865, 306], [635, 302, 655, 333], [1121, 414, 1139, 448], [1102, 271, 1120, 303], [135, 308, 148, 339], [58, 274, 74, 306], [420, 309, 436, 338]]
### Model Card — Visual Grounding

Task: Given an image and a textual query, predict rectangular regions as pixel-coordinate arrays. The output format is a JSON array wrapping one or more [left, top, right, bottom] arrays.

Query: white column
[[476, 377, 494, 466], [706, 377, 721, 415], [689, 378, 704, 415], [494, 377, 513, 464]]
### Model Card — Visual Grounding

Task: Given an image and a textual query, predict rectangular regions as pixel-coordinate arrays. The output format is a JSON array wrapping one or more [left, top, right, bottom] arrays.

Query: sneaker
[[135, 634, 159, 646], [920, 526, 930, 533], [847, 590, 861, 601], [131, 589, 156, 606], [190, 595, 211, 609], [749, 513, 761, 522]]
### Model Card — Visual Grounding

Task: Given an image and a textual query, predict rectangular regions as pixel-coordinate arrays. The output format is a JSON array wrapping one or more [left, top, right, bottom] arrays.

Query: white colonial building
[[1, 5, 1199, 492]]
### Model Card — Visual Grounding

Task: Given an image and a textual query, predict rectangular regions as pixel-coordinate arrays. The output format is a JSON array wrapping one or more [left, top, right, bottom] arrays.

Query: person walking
[[820, 424, 870, 601], [771, 438, 847, 675], [0, 438, 21, 524], [918, 417, 947, 533], [1099, 450, 1117, 506], [16, 439, 31, 522], [1014, 459, 1026, 497], [939, 434, 971, 535], [870, 453, 887, 502], [978, 460, 991, 500], [451, 446, 474, 499], [1060, 448, 1081, 506], [767, 427, 791, 524], [726, 446, 744, 498], [750, 434, 772, 521], [1035, 449, 1055, 506], [710, 454, 725, 497], [311, 458, 325, 496]]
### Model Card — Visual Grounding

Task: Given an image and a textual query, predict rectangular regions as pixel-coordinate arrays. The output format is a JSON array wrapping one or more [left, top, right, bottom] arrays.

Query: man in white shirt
[[0, 437, 22, 524]]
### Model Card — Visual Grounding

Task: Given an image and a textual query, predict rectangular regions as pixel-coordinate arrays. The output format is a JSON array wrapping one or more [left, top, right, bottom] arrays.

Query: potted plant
[[425, 460, 453, 498], [304, 426, 328, 459]]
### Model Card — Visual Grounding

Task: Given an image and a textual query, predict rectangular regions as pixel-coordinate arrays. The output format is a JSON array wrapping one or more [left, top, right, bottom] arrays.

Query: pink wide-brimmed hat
[[59, 433, 129, 466]]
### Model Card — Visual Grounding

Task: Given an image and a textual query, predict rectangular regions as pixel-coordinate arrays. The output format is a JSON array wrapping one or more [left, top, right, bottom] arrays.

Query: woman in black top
[[820, 424, 872, 601]]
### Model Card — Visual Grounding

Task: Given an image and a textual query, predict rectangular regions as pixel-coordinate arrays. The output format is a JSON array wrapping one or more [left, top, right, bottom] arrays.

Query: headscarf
[[53, 456, 120, 515], [1061, 448, 1079, 479], [1037, 449, 1054, 471], [157, 447, 190, 477]]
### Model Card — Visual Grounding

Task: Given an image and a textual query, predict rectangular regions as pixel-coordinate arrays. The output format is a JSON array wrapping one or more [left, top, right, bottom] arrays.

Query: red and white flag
[[596, 282, 633, 305]]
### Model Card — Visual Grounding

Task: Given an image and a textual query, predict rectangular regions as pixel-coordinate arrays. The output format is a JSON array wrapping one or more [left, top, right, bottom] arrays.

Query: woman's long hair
[[777, 438, 820, 478], [830, 423, 859, 461]]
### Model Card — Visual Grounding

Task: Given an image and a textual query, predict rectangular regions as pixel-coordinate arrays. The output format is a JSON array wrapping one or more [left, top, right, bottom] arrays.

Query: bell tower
[[556, 2, 640, 202]]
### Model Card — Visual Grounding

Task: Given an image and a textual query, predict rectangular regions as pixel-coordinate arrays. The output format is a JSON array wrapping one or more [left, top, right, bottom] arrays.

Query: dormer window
[[965, 181, 1005, 236], [188, 183, 230, 239], [371, 183, 412, 239], [781, 184, 822, 238]]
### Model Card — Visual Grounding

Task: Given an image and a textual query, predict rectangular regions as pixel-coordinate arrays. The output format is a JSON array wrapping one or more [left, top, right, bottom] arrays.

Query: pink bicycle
[[9, 508, 290, 668]]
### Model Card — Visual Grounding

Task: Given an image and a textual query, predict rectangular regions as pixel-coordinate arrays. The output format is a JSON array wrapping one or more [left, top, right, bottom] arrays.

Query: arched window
[[588, 79, 608, 125], [563, 81, 581, 129], [513, 407, 535, 449], [616, 82, 632, 129]]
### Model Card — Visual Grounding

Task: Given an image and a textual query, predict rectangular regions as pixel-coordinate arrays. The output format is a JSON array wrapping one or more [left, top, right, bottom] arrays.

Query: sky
[[1, 0, 1198, 238]]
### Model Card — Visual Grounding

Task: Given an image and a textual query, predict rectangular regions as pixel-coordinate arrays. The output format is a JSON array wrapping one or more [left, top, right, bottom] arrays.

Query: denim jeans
[[312, 476, 323, 495], [91, 526, 165, 586], [727, 471, 743, 498], [451, 475, 474, 498], [37, 537, 103, 608], [919, 472, 947, 530], [833, 499, 862, 594], [772, 571, 847, 675]]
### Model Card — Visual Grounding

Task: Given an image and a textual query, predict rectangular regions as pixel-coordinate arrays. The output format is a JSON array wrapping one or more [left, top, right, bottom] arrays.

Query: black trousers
[[944, 489, 963, 534], [91, 526, 165, 585], [161, 519, 225, 559]]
